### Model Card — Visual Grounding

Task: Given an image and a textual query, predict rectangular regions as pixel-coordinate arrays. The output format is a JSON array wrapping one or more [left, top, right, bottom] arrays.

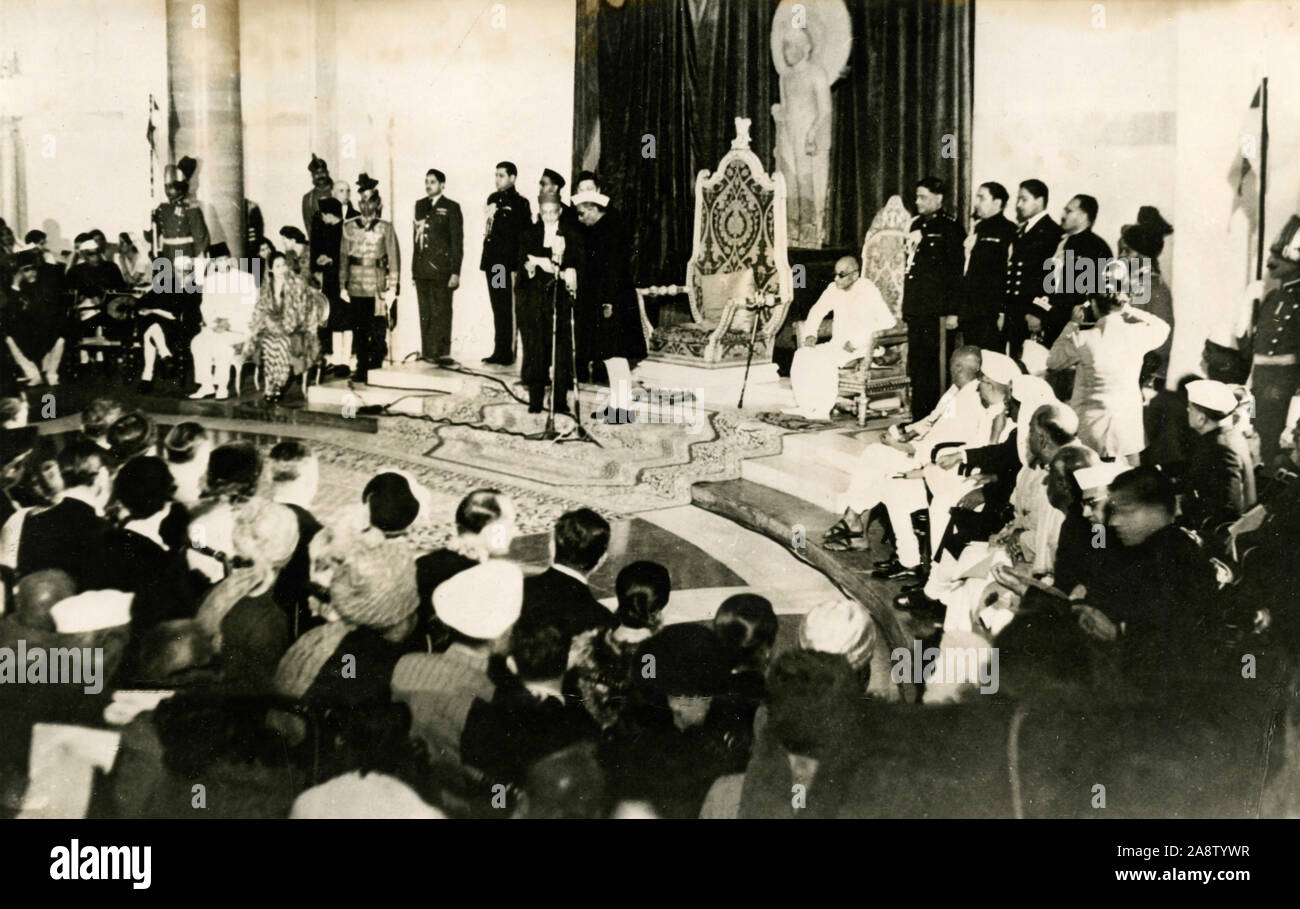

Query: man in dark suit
[[903, 176, 967, 419], [1035, 194, 1113, 347], [1181, 379, 1256, 536], [1004, 179, 1063, 360], [15, 440, 112, 590], [412, 168, 464, 366], [522, 508, 615, 642], [959, 182, 1017, 351], [480, 162, 531, 366]]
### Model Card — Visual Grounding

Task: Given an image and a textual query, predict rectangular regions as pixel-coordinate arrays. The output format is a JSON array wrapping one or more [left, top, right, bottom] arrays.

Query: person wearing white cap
[[1045, 284, 1169, 464], [190, 244, 258, 400], [822, 345, 985, 552], [1073, 460, 1128, 527], [390, 559, 523, 767], [873, 349, 1019, 581], [783, 255, 896, 422], [1182, 378, 1256, 534]]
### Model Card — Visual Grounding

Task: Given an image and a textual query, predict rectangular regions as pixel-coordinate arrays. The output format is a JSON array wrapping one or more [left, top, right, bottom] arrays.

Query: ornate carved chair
[[836, 194, 912, 422], [636, 118, 794, 367]]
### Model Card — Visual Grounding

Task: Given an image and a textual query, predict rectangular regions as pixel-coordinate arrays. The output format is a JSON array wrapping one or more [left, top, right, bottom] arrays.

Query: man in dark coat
[[1251, 215, 1300, 466], [1, 248, 66, 387], [574, 189, 647, 424], [1036, 193, 1113, 347], [903, 176, 966, 420], [412, 168, 464, 366], [301, 154, 334, 233], [960, 182, 1017, 351], [480, 161, 531, 366], [516, 192, 584, 414], [521, 508, 614, 643], [1180, 379, 1256, 537], [1004, 179, 1063, 360], [14, 440, 112, 590]]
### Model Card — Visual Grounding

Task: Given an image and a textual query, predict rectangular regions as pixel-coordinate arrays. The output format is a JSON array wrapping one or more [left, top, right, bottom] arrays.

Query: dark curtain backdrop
[[573, 0, 972, 285]]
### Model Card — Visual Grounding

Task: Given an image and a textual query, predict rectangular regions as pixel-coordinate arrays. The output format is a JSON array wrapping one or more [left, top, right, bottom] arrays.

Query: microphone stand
[[530, 241, 600, 447]]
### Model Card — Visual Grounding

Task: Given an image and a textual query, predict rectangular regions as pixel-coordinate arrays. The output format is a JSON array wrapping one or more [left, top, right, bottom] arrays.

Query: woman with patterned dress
[[249, 253, 324, 403]]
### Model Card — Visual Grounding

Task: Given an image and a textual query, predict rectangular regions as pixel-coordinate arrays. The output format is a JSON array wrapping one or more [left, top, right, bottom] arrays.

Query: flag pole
[[1256, 76, 1268, 281]]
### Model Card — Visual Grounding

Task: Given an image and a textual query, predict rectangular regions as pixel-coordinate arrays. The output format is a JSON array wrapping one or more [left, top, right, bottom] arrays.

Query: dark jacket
[[101, 528, 201, 630], [903, 210, 966, 320], [16, 496, 110, 590], [1181, 426, 1256, 535], [412, 195, 464, 280], [961, 213, 1017, 327], [1005, 214, 1063, 323], [961, 428, 1021, 517], [578, 208, 648, 362], [413, 548, 477, 652], [480, 187, 531, 271], [1041, 228, 1113, 344], [521, 566, 615, 643]]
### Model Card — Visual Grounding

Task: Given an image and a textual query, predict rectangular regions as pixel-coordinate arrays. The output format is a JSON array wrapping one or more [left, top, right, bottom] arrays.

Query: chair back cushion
[[697, 268, 756, 332], [860, 195, 913, 320]]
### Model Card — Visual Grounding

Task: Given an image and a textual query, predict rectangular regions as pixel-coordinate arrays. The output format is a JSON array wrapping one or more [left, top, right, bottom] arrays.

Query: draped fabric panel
[[574, 0, 973, 285]]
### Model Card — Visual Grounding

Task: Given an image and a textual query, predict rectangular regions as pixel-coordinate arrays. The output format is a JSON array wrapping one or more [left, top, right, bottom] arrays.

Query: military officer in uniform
[[152, 157, 209, 272], [1004, 178, 1062, 361], [903, 176, 966, 419], [960, 181, 1017, 351], [480, 161, 531, 366], [1251, 215, 1300, 467], [339, 174, 400, 384], [412, 168, 464, 367], [1181, 378, 1257, 538]]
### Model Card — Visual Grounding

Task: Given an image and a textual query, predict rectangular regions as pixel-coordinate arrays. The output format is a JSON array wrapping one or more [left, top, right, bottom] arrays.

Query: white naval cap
[[1185, 379, 1238, 416]]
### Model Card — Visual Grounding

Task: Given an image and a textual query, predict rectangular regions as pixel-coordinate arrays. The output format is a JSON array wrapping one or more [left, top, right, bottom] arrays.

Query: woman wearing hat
[[248, 252, 325, 404], [1117, 206, 1174, 388]]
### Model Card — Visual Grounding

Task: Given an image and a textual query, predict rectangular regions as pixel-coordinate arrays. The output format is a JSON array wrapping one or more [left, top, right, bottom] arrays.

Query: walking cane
[[737, 294, 768, 410]]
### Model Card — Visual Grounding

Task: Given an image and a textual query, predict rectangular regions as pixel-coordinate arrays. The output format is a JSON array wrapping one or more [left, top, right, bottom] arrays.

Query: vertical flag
[[1230, 79, 1269, 279]]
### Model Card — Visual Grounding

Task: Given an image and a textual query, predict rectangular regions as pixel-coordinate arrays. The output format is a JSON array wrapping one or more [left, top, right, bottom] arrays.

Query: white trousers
[[825, 442, 916, 514], [191, 330, 245, 392], [789, 343, 856, 419], [878, 463, 983, 568]]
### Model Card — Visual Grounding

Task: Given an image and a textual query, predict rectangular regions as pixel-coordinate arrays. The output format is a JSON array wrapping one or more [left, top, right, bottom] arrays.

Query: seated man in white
[[784, 255, 896, 421], [190, 243, 257, 400], [871, 349, 1021, 581], [905, 398, 1082, 634], [821, 345, 985, 551]]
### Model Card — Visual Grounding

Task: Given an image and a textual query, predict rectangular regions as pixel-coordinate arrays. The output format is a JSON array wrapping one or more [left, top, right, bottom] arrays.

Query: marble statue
[[770, 0, 851, 249]]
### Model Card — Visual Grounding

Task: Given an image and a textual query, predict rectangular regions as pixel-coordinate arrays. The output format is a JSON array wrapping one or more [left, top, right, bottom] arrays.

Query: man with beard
[[339, 174, 400, 384]]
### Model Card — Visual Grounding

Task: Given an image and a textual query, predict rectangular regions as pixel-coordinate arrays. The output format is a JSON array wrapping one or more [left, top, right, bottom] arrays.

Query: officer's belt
[[1254, 353, 1297, 366], [348, 256, 387, 267], [162, 237, 194, 245]]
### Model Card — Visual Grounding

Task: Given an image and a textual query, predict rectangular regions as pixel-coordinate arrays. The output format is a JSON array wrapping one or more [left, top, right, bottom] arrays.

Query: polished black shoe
[[137, 380, 154, 395], [437, 356, 458, 368], [872, 556, 925, 581], [893, 588, 945, 621], [482, 356, 503, 365]]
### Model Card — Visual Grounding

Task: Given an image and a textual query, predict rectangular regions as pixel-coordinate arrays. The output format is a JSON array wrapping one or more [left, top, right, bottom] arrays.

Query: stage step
[[366, 362, 466, 393], [740, 452, 851, 514], [306, 380, 434, 416], [780, 427, 880, 463]]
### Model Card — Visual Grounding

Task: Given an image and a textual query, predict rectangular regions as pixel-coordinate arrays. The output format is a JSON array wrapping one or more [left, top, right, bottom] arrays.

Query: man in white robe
[[785, 256, 896, 421], [190, 244, 257, 400]]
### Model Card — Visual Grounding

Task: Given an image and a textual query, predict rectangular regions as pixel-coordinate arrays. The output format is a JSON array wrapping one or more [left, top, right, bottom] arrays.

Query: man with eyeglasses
[[784, 255, 895, 421]]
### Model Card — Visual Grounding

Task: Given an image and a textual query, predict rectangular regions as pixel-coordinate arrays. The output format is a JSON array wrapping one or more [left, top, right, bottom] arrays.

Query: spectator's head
[[107, 411, 157, 462], [13, 570, 78, 633], [797, 599, 876, 686], [518, 741, 609, 820], [613, 560, 671, 630], [362, 471, 429, 535], [268, 440, 318, 503], [432, 559, 522, 646], [508, 610, 570, 683], [163, 422, 210, 465], [1045, 445, 1098, 514], [12, 247, 40, 283], [973, 181, 1009, 219], [232, 498, 300, 574], [82, 398, 125, 444], [56, 440, 111, 508], [766, 649, 860, 758], [714, 594, 778, 675], [575, 170, 600, 193], [1073, 461, 1126, 526], [1015, 179, 1049, 222], [257, 237, 277, 261], [977, 350, 1019, 409], [1062, 194, 1098, 234], [539, 168, 566, 196], [552, 508, 610, 574], [1106, 466, 1176, 546], [635, 624, 730, 731], [1185, 379, 1237, 433], [949, 345, 982, 389], [277, 226, 307, 251], [113, 455, 177, 522], [453, 488, 517, 557], [1028, 402, 1079, 467], [322, 528, 421, 643], [24, 229, 46, 249], [203, 442, 262, 503], [0, 396, 28, 429], [495, 161, 518, 191]]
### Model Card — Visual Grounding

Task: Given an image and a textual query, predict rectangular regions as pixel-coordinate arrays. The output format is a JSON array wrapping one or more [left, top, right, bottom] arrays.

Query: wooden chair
[[635, 117, 794, 368]]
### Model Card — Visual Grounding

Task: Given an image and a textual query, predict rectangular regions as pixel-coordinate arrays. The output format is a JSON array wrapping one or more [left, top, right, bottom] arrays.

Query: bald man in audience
[[785, 255, 896, 421], [821, 345, 984, 552]]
